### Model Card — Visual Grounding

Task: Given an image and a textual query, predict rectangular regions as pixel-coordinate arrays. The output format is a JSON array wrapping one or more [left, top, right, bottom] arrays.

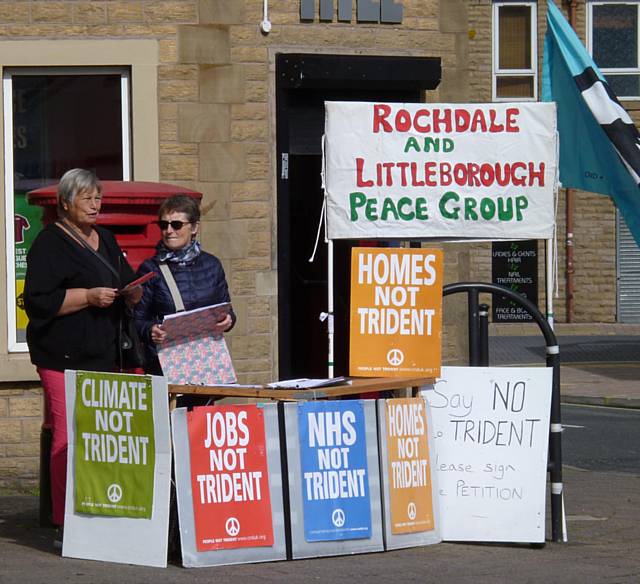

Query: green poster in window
[[74, 371, 155, 519]]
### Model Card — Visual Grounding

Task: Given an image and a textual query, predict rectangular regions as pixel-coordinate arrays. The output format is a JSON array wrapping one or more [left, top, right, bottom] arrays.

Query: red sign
[[187, 405, 274, 551]]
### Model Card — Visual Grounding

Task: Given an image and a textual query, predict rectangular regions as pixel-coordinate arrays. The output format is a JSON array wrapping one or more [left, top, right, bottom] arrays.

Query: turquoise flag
[[542, 0, 640, 245]]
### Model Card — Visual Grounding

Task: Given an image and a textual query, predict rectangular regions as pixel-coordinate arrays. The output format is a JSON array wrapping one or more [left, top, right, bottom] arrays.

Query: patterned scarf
[[155, 239, 202, 264]]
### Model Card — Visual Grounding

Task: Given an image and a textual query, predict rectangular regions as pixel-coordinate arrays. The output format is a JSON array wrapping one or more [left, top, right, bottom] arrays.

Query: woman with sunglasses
[[133, 194, 236, 380]]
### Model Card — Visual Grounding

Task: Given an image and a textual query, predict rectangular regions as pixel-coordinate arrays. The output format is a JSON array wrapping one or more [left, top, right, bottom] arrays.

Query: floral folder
[[157, 303, 237, 386]]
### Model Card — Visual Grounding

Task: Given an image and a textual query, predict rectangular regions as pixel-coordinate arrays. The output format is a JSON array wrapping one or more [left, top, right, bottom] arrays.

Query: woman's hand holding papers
[[211, 313, 233, 336], [150, 323, 166, 345]]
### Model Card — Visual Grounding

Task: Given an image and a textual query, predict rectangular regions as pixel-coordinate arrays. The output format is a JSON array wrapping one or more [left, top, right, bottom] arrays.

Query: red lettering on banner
[[371, 105, 521, 134], [356, 158, 374, 187], [373, 104, 393, 132]]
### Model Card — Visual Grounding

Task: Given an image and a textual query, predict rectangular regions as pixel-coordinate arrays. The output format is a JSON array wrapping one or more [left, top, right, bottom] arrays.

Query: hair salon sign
[[323, 101, 558, 240]]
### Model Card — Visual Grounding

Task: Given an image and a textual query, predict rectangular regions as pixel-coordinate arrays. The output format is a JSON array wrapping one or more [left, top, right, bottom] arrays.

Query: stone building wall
[[460, 0, 619, 324], [0, 0, 476, 489]]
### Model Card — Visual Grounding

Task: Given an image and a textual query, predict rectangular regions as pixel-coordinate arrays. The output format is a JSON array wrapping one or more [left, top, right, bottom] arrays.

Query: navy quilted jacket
[[133, 250, 235, 369]]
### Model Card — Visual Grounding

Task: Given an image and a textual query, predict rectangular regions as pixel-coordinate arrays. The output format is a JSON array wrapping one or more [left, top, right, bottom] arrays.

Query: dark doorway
[[276, 54, 441, 379]]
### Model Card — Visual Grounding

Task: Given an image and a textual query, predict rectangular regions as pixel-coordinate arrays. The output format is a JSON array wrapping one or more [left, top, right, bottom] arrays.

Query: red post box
[[27, 181, 203, 270]]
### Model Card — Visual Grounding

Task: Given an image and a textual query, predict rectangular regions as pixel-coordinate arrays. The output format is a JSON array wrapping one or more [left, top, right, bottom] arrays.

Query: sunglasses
[[156, 220, 191, 231]]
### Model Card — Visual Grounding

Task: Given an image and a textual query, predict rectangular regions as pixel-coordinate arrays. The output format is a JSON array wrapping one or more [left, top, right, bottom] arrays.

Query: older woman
[[24, 168, 141, 544], [133, 194, 235, 378]]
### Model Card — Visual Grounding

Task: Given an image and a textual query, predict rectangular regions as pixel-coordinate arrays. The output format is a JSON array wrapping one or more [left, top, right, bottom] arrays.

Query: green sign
[[75, 371, 155, 519]]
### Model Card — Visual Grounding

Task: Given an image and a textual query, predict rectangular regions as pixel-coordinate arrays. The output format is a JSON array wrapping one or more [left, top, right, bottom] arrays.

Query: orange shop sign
[[349, 247, 442, 378]]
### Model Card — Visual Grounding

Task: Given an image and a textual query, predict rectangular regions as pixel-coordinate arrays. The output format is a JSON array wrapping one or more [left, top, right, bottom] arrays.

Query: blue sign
[[298, 400, 371, 541]]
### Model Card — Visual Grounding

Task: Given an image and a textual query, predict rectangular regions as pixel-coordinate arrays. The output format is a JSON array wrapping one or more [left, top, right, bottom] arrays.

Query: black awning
[[277, 53, 441, 91]]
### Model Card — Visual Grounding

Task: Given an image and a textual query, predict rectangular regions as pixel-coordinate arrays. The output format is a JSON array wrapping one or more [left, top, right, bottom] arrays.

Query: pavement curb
[[561, 395, 640, 410]]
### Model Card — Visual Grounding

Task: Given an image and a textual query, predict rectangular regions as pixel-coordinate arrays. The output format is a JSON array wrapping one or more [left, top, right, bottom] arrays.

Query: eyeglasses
[[156, 220, 191, 231]]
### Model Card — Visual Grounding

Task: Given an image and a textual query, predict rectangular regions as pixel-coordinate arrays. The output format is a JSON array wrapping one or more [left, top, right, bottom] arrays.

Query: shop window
[[3, 68, 131, 352], [588, 1, 640, 99], [492, 2, 538, 101]]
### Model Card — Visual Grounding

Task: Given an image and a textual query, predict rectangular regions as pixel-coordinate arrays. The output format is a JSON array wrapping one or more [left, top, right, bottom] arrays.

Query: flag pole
[[327, 239, 335, 378]]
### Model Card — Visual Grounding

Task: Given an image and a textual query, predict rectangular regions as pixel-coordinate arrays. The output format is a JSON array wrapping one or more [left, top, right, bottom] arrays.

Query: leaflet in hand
[[120, 271, 156, 292]]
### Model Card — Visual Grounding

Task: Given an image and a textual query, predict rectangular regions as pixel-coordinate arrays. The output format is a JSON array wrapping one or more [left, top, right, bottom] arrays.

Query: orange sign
[[349, 247, 442, 377], [385, 398, 434, 534], [187, 405, 274, 551]]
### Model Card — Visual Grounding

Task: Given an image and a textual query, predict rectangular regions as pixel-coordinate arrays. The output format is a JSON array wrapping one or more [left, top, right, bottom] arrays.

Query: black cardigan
[[24, 223, 134, 372]]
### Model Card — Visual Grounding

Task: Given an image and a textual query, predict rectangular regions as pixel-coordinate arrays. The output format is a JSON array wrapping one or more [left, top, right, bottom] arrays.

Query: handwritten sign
[[187, 405, 274, 551], [421, 366, 552, 543], [324, 101, 557, 240], [350, 247, 443, 377], [298, 400, 371, 542]]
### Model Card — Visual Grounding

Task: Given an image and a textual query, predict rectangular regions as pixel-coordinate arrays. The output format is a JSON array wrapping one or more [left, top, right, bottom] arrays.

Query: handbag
[[57, 221, 146, 370], [119, 306, 146, 370]]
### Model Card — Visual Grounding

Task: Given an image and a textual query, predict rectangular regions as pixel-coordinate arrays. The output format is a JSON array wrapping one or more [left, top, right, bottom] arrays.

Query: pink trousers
[[38, 368, 67, 526]]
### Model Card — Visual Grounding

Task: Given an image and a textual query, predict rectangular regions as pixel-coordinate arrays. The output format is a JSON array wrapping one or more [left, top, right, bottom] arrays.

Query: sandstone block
[[230, 201, 269, 220], [199, 0, 246, 24], [73, 3, 107, 24], [231, 272, 256, 296], [178, 103, 230, 142], [0, 420, 21, 443], [200, 65, 246, 103], [230, 181, 270, 202], [231, 335, 271, 360], [256, 271, 277, 296], [31, 2, 71, 23], [8, 396, 42, 418], [0, 3, 30, 23], [231, 120, 268, 142], [108, 2, 144, 23], [160, 155, 198, 180], [145, 1, 197, 23], [159, 79, 198, 102], [202, 220, 248, 259], [199, 143, 246, 181], [21, 419, 42, 441], [178, 24, 230, 64], [159, 39, 178, 63], [231, 258, 271, 272]]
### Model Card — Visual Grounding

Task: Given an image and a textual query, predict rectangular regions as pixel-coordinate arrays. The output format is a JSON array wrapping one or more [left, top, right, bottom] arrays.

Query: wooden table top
[[168, 376, 434, 401]]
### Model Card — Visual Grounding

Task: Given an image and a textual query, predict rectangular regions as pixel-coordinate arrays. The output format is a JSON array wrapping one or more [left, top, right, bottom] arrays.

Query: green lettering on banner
[[74, 371, 155, 519]]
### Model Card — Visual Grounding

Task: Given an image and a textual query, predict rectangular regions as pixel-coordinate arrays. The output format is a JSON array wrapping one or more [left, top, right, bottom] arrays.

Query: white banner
[[324, 101, 558, 240]]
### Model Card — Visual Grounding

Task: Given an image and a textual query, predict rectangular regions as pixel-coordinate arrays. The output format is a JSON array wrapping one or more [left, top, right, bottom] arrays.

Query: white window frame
[[3, 67, 132, 353], [587, 0, 640, 100], [492, 1, 538, 102]]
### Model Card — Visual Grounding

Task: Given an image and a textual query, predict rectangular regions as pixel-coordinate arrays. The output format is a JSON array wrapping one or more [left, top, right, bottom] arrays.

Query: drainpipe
[[563, 0, 578, 322]]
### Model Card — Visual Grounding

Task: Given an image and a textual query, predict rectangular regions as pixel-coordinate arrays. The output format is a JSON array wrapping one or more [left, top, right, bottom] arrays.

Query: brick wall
[[0, 385, 42, 492]]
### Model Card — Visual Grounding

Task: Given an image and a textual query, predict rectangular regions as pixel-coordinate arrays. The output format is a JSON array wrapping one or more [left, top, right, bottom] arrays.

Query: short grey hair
[[57, 168, 102, 216], [158, 194, 201, 224]]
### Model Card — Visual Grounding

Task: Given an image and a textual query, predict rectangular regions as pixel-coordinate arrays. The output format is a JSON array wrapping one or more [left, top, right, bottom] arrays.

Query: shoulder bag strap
[[159, 262, 185, 312], [56, 221, 121, 285]]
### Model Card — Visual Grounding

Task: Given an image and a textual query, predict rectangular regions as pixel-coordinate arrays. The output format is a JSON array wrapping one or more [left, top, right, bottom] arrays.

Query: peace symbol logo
[[387, 348, 404, 366], [407, 502, 417, 520], [107, 483, 123, 503], [331, 508, 346, 527], [225, 516, 241, 536]]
